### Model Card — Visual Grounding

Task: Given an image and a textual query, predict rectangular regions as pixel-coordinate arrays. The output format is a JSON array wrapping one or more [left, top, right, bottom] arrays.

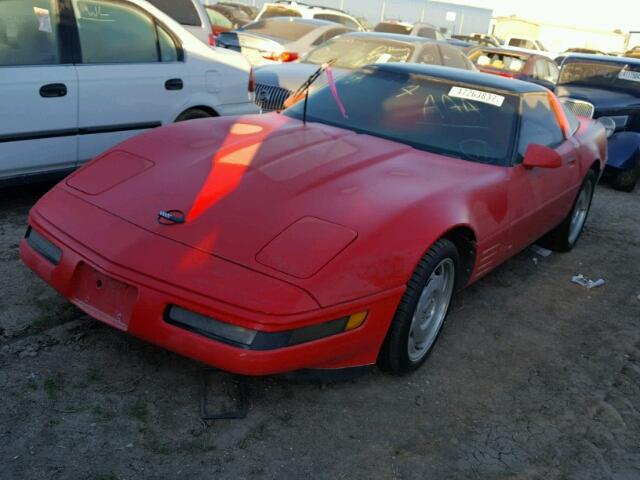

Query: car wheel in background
[[378, 239, 459, 375], [610, 158, 640, 192], [539, 169, 597, 252], [176, 108, 213, 122]]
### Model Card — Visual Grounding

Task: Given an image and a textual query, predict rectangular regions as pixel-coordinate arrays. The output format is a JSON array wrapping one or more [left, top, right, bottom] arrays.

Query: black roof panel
[[369, 63, 548, 94]]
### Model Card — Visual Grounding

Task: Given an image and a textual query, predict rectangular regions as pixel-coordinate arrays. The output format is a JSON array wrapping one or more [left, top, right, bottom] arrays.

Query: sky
[[236, 0, 640, 33], [438, 0, 640, 31]]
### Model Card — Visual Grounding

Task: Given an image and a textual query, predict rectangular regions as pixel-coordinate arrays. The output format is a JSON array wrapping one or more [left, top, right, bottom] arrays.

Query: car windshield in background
[[284, 68, 518, 166], [240, 19, 315, 42], [374, 23, 412, 35], [303, 37, 414, 69], [147, 0, 201, 26], [558, 60, 640, 94], [472, 51, 527, 72]]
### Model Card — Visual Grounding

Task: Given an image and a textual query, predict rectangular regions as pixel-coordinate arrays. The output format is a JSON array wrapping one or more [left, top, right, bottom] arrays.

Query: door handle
[[165, 78, 183, 91], [567, 156, 578, 164], [40, 83, 67, 98]]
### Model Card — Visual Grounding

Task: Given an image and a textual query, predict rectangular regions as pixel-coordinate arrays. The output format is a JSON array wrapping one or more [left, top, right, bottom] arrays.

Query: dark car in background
[[254, 32, 475, 111], [217, 17, 354, 65], [469, 47, 559, 90], [556, 54, 640, 191]]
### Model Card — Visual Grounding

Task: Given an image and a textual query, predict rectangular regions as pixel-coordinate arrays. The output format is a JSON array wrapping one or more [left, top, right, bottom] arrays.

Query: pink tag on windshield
[[325, 65, 349, 119]]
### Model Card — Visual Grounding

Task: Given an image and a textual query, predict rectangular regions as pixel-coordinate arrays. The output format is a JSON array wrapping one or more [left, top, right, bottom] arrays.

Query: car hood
[[555, 85, 640, 113], [255, 62, 351, 93], [64, 114, 501, 277]]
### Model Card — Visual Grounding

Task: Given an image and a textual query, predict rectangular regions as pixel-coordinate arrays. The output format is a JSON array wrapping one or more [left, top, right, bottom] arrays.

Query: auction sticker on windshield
[[619, 69, 640, 83], [448, 86, 505, 107]]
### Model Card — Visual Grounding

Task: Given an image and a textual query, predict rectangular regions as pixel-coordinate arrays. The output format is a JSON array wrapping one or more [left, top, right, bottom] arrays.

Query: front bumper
[[20, 191, 402, 375]]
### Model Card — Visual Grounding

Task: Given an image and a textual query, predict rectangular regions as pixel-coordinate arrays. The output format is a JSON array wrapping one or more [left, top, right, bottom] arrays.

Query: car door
[[0, 0, 78, 182], [70, 0, 186, 164], [508, 93, 581, 250]]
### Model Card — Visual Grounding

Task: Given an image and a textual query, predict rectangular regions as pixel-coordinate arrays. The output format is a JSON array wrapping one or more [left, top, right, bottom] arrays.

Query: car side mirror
[[522, 144, 562, 169]]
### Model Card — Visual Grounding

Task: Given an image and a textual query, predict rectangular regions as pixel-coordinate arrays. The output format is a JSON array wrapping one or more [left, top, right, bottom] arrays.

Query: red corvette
[[21, 65, 606, 375]]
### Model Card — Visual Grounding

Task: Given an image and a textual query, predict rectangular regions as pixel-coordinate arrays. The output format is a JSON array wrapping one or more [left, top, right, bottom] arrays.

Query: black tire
[[610, 158, 639, 192], [378, 239, 460, 375], [538, 170, 596, 252], [175, 108, 212, 122]]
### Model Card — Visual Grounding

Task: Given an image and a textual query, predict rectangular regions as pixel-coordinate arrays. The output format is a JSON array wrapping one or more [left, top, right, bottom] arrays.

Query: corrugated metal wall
[[210, 0, 492, 34]]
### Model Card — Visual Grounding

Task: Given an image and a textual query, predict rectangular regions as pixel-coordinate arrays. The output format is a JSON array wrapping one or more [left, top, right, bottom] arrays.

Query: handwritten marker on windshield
[[326, 65, 349, 120]]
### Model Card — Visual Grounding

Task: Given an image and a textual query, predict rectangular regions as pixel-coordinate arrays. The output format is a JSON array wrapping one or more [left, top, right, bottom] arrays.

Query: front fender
[[607, 131, 640, 170]]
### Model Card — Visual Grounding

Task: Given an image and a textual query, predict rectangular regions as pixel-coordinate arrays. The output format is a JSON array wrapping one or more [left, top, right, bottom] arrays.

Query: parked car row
[[216, 17, 353, 66], [254, 32, 475, 111]]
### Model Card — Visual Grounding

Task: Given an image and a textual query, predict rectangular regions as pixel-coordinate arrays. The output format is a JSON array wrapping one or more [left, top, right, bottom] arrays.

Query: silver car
[[254, 32, 476, 111], [217, 17, 354, 66]]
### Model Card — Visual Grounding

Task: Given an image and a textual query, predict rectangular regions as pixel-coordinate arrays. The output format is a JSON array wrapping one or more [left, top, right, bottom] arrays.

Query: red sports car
[[21, 65, 606, 375]]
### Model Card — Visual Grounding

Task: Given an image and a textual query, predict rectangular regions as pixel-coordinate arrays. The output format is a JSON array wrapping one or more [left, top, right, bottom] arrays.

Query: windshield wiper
[[284, 59, 337, 125]]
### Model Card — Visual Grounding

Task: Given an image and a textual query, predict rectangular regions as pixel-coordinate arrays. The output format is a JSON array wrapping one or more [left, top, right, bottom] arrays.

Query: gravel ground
[[1, 181, 639, 480]]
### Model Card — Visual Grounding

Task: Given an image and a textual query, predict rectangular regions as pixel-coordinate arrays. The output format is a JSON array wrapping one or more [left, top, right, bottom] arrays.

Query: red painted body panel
[[21, 109, 606, 374]]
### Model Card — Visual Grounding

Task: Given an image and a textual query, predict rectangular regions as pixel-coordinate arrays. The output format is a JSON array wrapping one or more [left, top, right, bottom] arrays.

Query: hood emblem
[[158, 210, 186, 225]]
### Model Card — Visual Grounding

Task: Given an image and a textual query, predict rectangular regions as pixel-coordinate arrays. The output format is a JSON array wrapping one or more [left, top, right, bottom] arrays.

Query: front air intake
[[560, 98, 595, 119]]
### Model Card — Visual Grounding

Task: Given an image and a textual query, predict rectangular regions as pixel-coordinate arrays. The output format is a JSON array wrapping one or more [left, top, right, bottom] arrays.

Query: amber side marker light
[[165, 306, 368, 351], [345, 312, 368, 331]]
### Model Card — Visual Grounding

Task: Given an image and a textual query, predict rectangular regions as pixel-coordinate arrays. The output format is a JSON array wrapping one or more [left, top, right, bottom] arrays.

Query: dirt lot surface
[[1, 181, 639, 480]]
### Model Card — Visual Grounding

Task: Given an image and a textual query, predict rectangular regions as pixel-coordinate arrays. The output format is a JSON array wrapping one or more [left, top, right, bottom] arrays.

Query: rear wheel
[[610, 158, 639, 192], [175, 108, 213, 122], [379, 239, 459, 375], [539, 170, 596, 252]]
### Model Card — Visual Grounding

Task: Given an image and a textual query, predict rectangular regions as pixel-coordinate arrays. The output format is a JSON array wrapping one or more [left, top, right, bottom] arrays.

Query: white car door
[[0, 0, 78, 182], [70, 0, 186, 164]]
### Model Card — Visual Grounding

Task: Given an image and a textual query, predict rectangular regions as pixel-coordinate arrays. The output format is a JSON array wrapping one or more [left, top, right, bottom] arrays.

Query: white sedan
[[0, 0, 257, 185]]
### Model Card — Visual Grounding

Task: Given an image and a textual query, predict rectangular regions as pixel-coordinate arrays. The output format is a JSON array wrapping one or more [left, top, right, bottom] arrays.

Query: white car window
[[548, 61, 560, 83], [417, 27, 437, 40], [534, 59, 548, 80], [72, 0, 176, 64], [147, 0, 201, 27], [0, 0, 60, 66]]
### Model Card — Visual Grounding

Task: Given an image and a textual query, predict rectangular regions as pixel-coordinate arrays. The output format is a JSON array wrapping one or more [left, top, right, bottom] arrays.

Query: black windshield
[[284, 68, 519, 166], [558, 60, 640, 95]]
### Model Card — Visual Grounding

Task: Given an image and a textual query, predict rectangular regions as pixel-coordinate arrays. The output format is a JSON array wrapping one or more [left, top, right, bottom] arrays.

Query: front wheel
[[539, 170, 596, 252], [610, 158, 639, 192], [378, 239, 459, 375]]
